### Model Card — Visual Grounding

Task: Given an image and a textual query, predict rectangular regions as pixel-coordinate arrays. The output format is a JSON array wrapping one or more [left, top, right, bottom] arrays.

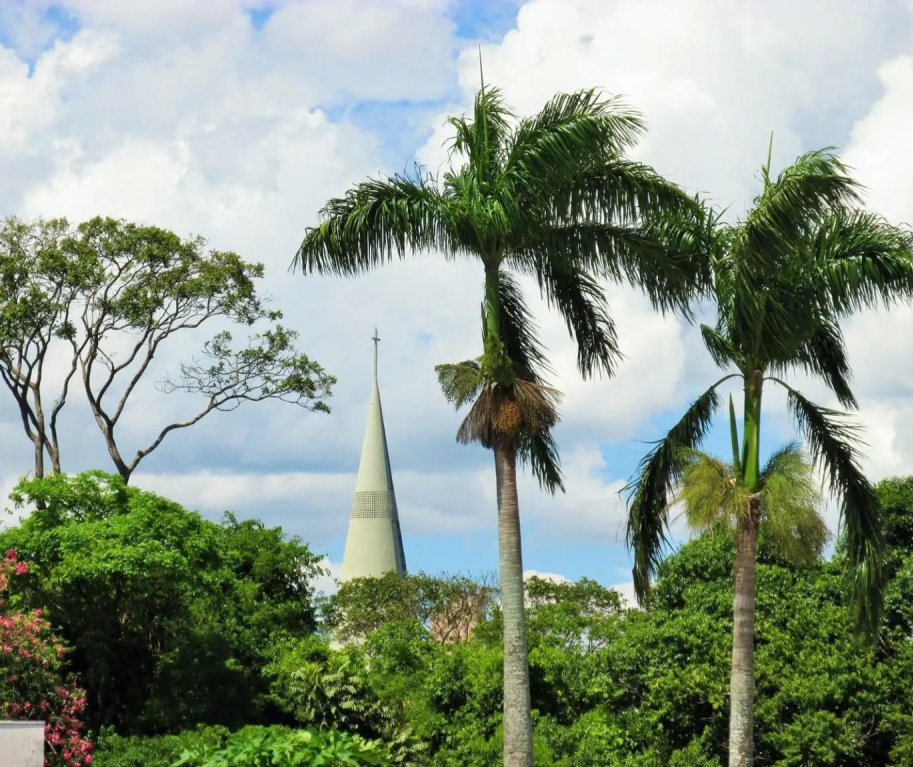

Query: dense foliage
[[171, 726, 389, 767], [2, 472, 913, 767], [0, 472, 324, 735]]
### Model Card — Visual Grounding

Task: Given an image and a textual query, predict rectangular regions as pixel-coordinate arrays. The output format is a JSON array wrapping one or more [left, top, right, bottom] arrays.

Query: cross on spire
[[372, 327, 380, 380]]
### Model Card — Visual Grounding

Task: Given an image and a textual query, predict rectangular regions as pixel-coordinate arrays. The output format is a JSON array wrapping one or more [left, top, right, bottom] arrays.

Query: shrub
[[92, 726, 229, 767], [172, 725, 389, 767], [0, 549, 93, 767]]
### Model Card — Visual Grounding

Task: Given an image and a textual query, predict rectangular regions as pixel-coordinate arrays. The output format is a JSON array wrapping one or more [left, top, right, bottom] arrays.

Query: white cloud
[[312, 556, 342, 597], [132, 443, 632, 546], [844, 55, 913, 223], [1, 0, 913, 580], [610, 580, 637, 608], [523, 569, 570, 583], [421, 0, 910, 209]]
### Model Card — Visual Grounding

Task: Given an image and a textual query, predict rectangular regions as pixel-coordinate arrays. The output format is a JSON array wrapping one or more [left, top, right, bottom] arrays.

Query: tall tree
[[0, 216, 335, 482], [0, 217, 86, 477], [625, 145, 913, 767], [293, 82, 706, 766]]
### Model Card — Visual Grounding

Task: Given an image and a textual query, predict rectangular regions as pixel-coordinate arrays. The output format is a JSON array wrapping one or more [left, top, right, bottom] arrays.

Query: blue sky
[[1, 0, 912, 597]]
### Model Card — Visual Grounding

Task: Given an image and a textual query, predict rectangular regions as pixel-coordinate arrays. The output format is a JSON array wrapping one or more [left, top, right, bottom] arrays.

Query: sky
[[1, 0, 913, 601]]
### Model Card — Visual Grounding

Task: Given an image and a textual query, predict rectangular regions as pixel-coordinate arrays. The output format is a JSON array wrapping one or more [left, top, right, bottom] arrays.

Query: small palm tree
[[676, 443, 830, 567], [625, 143, 913, 767], [293, 81, 706, 767]]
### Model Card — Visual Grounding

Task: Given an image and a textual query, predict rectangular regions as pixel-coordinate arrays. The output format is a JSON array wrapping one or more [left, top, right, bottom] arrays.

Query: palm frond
[[773, 318, 857, 409], [511, 215, 707, 320], [812, 208, 913, 315], [446, 85, 514, 181], [623, 374, 740, 602], [722, 150, 864, 355], [772, 378, 885, 635], [677, 448, 749, 532], [293, 171, 454, 275], [701, 324, 739, 370], [760, 440, 803, 482], [517, 428, 565, 495], [527, 258, 620, 379], [456, 386, 494, 448], [497, 270, 552, 384], [540, 160, 698, 228], [505, 91, 645, 199], [435, 360, 483, 408], [743, 148, 862, 263], [759, 441, 830, 565]]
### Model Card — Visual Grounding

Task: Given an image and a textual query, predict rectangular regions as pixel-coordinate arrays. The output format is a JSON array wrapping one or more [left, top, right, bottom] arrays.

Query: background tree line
[[2, 471, 913, 766]]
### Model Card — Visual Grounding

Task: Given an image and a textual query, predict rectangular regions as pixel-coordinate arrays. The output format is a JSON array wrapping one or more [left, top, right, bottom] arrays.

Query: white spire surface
[[339, 328, 407, 582]]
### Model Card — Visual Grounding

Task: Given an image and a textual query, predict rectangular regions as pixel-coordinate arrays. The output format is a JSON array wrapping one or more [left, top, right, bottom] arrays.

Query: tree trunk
[[32, 436, 45, 479], [101, 427, 132, 483], [495, 443, 533, 767], [729, 499, 759, 767]]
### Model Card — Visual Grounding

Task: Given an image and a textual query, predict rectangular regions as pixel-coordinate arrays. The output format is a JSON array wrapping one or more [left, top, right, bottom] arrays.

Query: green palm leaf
[[772, 377, 885, 635], [526, 259, 620, 379], [759, 441, 830, 564], [776, 318, 857, 408], [744, 148, 861, 261], [293, 172, 455, 275], [518, 428, 564, 495], [624, 374, 741, 601], [677, 448, 749, 530], [812, 208, 913, 315], [701, 324, 739, 370], [435, 361, 483, 409], [496, 270, 552, 384], [505, 91, 644, 197], [447, 85, 514, 182]]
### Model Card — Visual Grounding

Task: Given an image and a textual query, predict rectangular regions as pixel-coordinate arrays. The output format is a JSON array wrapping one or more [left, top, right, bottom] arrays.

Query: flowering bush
[[0, 549, 93, 767]]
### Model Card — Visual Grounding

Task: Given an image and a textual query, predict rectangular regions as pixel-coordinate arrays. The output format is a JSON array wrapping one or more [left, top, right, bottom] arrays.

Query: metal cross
[[372, 327, 380, 379]]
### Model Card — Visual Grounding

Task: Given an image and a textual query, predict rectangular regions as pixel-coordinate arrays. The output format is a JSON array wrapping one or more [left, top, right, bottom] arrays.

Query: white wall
[[0, 722, 44, 767]]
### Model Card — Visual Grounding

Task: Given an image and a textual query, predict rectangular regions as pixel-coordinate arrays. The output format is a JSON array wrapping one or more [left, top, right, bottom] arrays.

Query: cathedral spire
[[339, 328, 407, 582]]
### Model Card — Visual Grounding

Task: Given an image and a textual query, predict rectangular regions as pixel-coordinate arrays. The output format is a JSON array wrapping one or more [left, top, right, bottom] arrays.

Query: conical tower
[[340, 328, 407, 582]]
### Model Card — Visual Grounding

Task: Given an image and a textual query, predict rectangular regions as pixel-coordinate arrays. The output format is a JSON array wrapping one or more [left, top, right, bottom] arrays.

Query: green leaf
[[624, 374, 741, 602]]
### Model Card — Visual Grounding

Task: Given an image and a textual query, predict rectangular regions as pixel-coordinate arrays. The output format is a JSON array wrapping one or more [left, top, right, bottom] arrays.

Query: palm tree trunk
[[729, 371, 763, 767], [729, 501, 759, 767], [495, 442, 533, 767]]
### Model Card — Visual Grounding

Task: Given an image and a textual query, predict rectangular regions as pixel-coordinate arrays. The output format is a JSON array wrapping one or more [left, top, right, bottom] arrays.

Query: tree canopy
[[0, 471, 325, 734], [0, 215, 335, 482]]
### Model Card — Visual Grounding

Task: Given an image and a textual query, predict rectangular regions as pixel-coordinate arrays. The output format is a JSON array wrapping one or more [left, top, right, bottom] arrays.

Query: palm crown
[[626, 144, 913, 632], [295, 83, 707, 484], [677, 443, 830, 566]]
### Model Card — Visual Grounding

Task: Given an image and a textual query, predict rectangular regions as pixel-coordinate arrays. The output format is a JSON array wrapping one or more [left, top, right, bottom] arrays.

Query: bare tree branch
[[0, 217, 84, 477], [63, 217, 334, 482]]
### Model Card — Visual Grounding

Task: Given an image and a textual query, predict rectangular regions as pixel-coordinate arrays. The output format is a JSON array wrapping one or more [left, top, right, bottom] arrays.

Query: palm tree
[[676, 443, 830, 566], [293, 82, 706, 767], [625, 144, 913, 767]]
